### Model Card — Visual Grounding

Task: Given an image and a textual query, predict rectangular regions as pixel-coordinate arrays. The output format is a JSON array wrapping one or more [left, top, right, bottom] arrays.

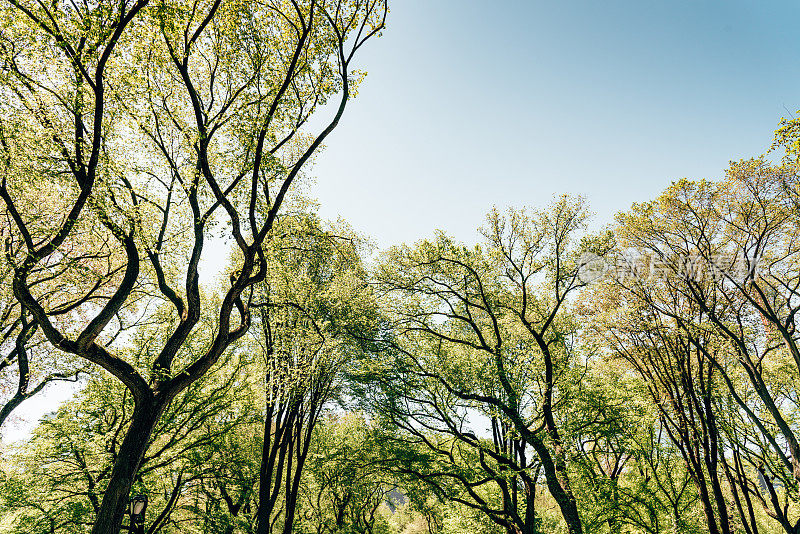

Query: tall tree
[[614, 164, 800, 532], [250, 213, 376, 534], [364, 198, 613, 534], [592, 285, 740, 534], [0, 1, 386, 532]]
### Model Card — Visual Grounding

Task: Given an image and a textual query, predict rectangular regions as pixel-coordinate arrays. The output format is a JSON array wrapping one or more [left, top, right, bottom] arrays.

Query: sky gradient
[[310, 0, 800, 247]]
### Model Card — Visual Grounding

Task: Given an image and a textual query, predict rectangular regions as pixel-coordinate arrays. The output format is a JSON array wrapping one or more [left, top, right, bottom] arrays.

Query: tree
[[301, 413, 394, 534], [363, 198, 613, 534], [0, 278, 86, 434], [566, 366, 690, 534], [613, 164, 800, 532], [0, 350, 253, 534], [0, 0, 385, 532], [591, 282, 741, 534], [250, 213, 376, 534]]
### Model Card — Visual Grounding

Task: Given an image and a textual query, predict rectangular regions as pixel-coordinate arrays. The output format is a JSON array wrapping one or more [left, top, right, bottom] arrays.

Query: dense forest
[[1, 1, 799, 533]]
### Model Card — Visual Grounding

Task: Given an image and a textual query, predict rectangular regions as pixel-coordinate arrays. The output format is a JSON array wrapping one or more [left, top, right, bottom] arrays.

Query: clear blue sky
[[310, 0, 800, 247]]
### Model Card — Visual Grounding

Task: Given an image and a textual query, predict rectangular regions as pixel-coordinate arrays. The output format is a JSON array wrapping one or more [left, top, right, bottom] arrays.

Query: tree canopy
[[2, 3, 800, 534]]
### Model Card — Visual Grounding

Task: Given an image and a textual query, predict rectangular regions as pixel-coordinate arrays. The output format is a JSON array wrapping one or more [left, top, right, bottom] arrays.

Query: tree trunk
[[280, 419, 313, 534], [529, 436, 583, 534], [90, 399, 163, 534], [523, 479, 537, 534]]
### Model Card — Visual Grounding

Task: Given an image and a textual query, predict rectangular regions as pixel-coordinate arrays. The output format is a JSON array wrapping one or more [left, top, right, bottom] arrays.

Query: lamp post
[[129, 494, 148, 534]]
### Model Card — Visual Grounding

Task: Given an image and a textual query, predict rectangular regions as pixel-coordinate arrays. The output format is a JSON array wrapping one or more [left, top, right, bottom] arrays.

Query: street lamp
[[129, 494, 148, 534]]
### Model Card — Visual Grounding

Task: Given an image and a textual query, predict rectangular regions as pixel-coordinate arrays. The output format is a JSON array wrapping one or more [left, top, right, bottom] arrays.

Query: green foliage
[[298, 413, 394, 534], [1, 25, 800, 533], [0, 350, 255, 533]]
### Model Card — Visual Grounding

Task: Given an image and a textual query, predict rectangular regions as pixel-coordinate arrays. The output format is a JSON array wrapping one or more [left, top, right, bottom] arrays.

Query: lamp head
[[129, 494, 148, 523]]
